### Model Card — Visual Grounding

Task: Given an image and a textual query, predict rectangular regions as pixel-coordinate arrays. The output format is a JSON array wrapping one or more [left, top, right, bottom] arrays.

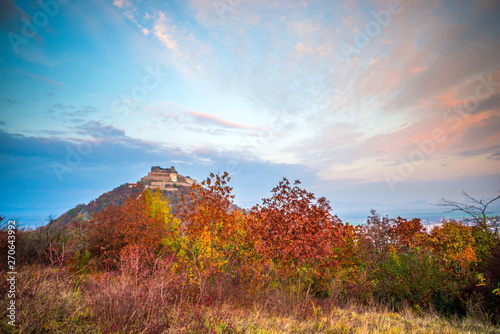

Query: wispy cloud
[[113, 0, 130, 9], [18, 70, 65, 87], [47, 104, 98, 122], [184, 109, 270, 132]]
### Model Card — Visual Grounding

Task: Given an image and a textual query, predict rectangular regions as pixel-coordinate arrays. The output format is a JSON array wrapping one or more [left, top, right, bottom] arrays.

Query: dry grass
[[229, 305, 498, 333], [1, 259, 498, 334]]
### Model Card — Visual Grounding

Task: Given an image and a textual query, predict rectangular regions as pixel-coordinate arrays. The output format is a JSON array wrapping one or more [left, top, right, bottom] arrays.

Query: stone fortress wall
[[140, 166, 195, 191]]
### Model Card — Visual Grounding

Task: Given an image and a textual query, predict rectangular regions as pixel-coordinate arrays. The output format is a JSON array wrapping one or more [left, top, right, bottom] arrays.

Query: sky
[[1, 0, 499, 227]]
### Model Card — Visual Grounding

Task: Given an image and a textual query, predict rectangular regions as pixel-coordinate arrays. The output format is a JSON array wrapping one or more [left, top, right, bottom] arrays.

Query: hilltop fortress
[[139, 166, 195, 191]]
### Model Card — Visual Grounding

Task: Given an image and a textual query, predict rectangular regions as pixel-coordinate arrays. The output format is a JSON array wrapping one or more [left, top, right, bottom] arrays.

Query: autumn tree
[[360, 211, 426, 255], [144, 188, 181, 254], [427, 220, 477, 274], [361, 210, 393, 255], [250, 178, 343, 267], [436, 191, 500, 267], [390, 217, 426, 250], [85, 189, 173, 262], [332, 222, 360, 268], [177, 172, 238, 266]]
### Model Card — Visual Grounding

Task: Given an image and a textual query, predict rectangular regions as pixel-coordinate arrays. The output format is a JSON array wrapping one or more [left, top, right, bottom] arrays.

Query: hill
[[53, 166, 195, 227]]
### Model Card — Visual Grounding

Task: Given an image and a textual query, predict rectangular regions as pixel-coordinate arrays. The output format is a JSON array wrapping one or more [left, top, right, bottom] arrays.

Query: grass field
[[2, 264, 498, 334]]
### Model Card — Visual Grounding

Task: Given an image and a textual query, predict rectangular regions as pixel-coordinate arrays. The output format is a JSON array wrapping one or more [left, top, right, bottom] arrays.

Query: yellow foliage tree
[[428, 220, 477, 274]]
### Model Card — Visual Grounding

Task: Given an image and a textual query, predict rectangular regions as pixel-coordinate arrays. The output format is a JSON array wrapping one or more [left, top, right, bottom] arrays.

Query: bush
[[371, 247, 448, 309], [83, 189, 175, 265]]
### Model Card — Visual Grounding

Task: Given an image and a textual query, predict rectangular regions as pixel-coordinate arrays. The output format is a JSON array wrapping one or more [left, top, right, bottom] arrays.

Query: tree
[[250, 178, 343, 267], [361, 210, 393, 254], [178, 172, 237, 266], [85, 190, 172, 262], [436, 191, 500, 234], [390, 216, 426, 250], [427, 220, 477, 273]]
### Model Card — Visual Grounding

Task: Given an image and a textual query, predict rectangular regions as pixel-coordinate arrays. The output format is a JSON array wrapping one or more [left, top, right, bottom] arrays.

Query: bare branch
[[435, 191, 500, 231]]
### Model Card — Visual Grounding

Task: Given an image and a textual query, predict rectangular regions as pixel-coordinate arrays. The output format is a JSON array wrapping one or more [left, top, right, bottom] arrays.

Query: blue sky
[[1, 0, 499, 227]]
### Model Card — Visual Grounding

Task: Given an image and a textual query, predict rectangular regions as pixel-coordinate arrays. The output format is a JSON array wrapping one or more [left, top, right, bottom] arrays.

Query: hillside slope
[[54, 183, 192, 228]]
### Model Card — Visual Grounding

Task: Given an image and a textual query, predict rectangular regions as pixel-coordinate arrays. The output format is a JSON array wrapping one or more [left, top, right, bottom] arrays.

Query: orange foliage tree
[[250, 178, 343, 267], [361, 210, 393, 255], [177, 172, 241, 267], [85, 189, 172, 262], [178, 172, 235, 241], [360, 212, 426, 256], [390, 217, 427, 250], [333, 222, 360, 268]]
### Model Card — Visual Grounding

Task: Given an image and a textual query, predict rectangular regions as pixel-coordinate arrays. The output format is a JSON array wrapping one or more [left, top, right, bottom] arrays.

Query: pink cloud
[[17, 70, 65, 87], [410, 67, 429, 74], [185, 109, 270, 132]]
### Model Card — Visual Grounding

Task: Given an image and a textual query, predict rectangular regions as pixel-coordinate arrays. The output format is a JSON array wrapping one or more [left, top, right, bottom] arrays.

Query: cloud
[[111, 3, 215, 78], [0, 128, 188, 225], [458, 113, 500, 154], [290, 102, 500, 184], [113, 0, 130, 8], [17, 70, 65, 87], [0, 128, 171, 167], [149, 102, 272, 140], [153, 11, 179, 51], [0, 0, 63, 65], [488, 150, 500, 160], [1, 98, 17, 106], [47, 104, 99, 122], [184, 108, 270, 132], [152, 11, 213, 77], [75, 121, 126, 139], [0, 130, 67, 158]]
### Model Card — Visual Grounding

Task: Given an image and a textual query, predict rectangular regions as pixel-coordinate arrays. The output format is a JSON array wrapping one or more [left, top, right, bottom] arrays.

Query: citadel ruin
[[139, 166, 195, 191]]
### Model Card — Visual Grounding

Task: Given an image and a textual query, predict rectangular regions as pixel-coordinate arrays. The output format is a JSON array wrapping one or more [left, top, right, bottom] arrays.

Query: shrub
[[83, 189, 175, 264], [371, 247, 447, 309]]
